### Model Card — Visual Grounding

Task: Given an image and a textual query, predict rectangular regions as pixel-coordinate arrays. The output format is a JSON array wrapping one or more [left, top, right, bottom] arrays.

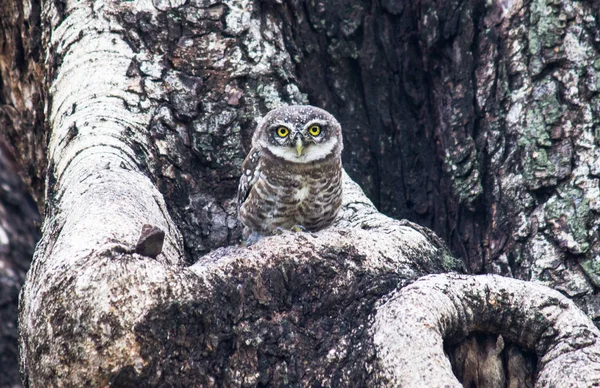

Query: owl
[[237, 105, 343, 241]]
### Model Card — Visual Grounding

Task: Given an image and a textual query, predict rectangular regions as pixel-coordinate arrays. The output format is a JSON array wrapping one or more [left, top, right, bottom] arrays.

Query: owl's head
[[253, 105, 343, 163]]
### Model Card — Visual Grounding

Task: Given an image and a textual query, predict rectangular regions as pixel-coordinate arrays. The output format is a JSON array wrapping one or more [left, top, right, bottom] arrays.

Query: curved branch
[[372, 274, 600, 387]]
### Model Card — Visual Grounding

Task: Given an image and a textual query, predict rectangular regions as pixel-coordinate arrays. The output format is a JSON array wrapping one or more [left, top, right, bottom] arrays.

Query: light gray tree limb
[[373, 274, 600, 387]]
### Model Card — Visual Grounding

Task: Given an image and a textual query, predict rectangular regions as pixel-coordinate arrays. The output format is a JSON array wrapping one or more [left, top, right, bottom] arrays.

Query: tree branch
[[7, 0, 600, 386], [373, 274, 600, 387]]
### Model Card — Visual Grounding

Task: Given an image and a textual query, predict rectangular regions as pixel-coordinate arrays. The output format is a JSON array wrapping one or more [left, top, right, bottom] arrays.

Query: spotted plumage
[[237, 105, 343, 239]]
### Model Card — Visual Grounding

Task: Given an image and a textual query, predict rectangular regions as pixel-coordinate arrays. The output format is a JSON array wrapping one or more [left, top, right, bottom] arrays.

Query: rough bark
[[0, 3, 45, 383], [4, 0, 459, 385], [373, 274, 600, 387], [272, 0, 600, 321], [0, 142, 39, 387], [0, 0, 46, 206], [2, 0, 600, 386]]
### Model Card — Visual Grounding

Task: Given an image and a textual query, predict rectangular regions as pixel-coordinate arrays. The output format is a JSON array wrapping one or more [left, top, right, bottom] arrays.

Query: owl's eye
[[308, 125, 321, 136], [276, 126, 290, 137]]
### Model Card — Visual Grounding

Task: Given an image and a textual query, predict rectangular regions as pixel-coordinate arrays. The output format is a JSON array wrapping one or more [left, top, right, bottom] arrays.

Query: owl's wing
[[237, 147, 262, 208]]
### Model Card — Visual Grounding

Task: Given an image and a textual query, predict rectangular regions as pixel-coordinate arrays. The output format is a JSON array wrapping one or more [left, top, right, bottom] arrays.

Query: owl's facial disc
[[256, 108, 342, 163], [266, 131, 337, 163]]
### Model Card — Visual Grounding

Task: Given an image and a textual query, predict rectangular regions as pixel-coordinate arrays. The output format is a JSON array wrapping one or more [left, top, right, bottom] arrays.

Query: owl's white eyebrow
[[272, 122, 294, 130], [303, 120, 327, 129]]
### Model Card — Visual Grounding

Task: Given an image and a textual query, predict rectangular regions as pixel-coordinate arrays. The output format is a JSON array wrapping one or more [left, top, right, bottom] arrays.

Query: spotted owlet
[[237, 105, 343, 241]]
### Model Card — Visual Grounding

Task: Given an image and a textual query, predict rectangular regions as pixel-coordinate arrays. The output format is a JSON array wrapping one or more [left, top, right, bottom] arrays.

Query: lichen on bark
[[3, 0, 600, 386]]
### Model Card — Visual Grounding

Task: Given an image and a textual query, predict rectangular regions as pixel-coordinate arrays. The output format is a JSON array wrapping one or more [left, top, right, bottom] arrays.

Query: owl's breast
[[272, 158, 342, 230], [239, 155, 342, 235]]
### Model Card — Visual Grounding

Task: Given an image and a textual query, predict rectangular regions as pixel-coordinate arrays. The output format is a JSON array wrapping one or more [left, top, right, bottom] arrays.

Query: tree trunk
[[2, 0, 600, 386], [0, 141, 39, 387], [278, 0, 600, 318]]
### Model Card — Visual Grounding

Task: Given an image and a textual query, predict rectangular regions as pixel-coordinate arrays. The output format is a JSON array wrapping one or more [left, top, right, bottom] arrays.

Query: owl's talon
[[273, 227, 287, 235], [243, 232, 264, 246], [290, 225, 306, 233]]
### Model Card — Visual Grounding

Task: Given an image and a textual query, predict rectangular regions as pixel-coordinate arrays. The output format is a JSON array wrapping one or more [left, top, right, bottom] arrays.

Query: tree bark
[[338, 0, 599, 314], [277, 0, 600, 318], [0, 142, 39, 387], [373, 274, 600, 387], [0, 3, 45, 383], [2, 0, 600, 386]]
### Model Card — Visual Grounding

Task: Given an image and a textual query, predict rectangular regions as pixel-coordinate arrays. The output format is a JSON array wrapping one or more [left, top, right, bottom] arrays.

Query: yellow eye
[[308, 125, 321, 136], [276, 126, 289, 137]]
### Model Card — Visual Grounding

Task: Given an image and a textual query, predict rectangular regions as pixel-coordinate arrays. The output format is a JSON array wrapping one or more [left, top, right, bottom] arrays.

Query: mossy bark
[[274, 0, 600, 320], [2, 0, 600, 386]]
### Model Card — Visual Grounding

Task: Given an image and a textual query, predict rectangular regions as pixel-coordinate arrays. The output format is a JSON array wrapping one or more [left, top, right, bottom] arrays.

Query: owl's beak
[[295, 138, 304, 157]]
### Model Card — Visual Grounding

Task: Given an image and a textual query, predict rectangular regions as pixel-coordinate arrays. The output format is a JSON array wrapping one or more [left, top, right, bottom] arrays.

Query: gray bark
[[0, 3, 45, 382], [2, 0, 600, 386], [373, 274, 600, 387], [278, 0, 600, 365], [0, 142, 39, 387], [268, 0, 600, 321]]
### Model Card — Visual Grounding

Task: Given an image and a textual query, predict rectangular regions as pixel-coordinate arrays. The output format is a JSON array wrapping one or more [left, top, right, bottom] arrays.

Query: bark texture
[[0, 143, 39, 387], [0, 0, 46, 205], [0, 1, 43, 384], [373, 274, 600, 387], [85, 0, 600, 321], [270, 0, 600, 321], [2, 0, 600, 386], [10, 1, 464, 385]]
